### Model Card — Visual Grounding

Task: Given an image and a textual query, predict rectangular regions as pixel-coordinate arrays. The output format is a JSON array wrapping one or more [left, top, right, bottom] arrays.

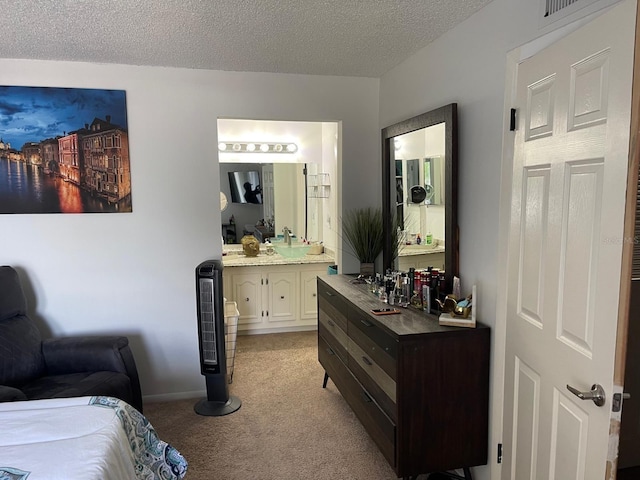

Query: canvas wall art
[[0, 86, 132, 214]]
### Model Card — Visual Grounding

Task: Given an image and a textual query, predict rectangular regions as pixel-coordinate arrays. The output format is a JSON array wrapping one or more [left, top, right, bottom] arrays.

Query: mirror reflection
[[382, 104, 458, 287], [217, 119, 338, 253]]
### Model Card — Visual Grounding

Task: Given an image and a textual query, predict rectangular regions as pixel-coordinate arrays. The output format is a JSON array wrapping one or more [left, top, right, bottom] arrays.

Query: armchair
[[0, 266, 143, 413]]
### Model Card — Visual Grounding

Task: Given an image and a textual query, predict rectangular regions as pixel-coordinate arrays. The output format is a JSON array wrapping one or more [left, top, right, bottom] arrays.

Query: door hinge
[[497, 443, 503, 464], [509, 109, 517, 131]]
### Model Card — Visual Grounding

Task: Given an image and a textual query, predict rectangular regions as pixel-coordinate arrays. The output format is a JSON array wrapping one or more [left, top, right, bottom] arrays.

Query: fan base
[[194, 395, 242, 416]]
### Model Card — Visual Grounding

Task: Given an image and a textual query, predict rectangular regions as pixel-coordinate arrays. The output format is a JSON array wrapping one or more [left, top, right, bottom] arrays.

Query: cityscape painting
[[0, 86, 132, 214]]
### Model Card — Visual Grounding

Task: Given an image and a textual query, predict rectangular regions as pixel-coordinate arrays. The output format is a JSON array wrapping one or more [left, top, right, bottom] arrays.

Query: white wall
[[379, 1, 625, 479], [0, 59, 379, 401]]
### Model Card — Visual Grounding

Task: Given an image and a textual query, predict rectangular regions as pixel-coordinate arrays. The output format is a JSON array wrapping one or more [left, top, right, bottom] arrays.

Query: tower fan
[[194, 260, 241, 416]]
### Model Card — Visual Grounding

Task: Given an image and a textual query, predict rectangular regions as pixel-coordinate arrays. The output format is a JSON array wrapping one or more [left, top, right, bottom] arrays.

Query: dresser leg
[[322, 371, 329, 388]]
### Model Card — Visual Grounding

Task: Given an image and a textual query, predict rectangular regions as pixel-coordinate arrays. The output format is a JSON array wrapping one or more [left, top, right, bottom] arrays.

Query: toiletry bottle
[[416, 234, 422, 245], [430, 268, 439, 312], [422, 283, 431, 314], [426, 231, 432, 245]]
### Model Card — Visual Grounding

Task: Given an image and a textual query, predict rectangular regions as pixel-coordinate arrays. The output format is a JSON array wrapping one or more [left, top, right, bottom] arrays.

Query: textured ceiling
[[0, 0, 492, 77]]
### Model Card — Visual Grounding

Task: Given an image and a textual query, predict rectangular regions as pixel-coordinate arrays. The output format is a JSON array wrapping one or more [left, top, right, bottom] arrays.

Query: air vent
[[539, 0, 612, 28], [545, 0, 580, 17]]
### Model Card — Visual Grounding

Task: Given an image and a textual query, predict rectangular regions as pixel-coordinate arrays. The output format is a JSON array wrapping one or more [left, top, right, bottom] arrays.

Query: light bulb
[[260, 144, 269, 152], [286, 143, 298, 153], [275, 144, 283, 152], [247, 143, 256, 152], [233, 143, 241, 151], [218, 142, 227, 151]]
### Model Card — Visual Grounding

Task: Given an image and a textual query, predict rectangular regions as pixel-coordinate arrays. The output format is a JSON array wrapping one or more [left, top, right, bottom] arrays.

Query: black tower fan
[[194, 260, 241, 416]]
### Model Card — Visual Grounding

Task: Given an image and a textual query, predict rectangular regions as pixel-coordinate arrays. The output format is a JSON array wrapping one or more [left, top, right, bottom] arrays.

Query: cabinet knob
[[280, 295, 285, 299], [312, 293, 317, 297], [245, 297, 250, 301], [362, 356, 373, 366]]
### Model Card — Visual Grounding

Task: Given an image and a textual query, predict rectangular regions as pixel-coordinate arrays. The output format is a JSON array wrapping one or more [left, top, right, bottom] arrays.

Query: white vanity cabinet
[[223, 263, 330, 333]]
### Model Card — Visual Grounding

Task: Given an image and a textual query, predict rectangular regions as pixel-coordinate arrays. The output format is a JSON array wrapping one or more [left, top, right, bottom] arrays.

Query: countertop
[[222, 246, 334, 267], [398, 244, 445, 257]]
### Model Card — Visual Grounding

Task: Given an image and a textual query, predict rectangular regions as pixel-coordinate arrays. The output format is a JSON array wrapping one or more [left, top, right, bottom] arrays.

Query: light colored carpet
[[144, 331, 413, 480]]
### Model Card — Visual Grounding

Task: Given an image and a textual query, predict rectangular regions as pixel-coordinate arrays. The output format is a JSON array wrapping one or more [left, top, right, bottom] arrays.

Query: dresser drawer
[[348, 308, 397, 360], [348, 321, 396, 380], [318, 312, 348, 364], [318, 283, 348, 332], [319, 336, 396, 467]]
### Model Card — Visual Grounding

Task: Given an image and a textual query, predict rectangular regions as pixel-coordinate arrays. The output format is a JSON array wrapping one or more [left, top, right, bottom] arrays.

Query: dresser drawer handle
[[361, 391, 372, 403], [328, 319, 335, 327], [326, 347, 335, 356], [362, 356, 372, 366], [360, 318, 373, 328], [325, 291, 335, 297]]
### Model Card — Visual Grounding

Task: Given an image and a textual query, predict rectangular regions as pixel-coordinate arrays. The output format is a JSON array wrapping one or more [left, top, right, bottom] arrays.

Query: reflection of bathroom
[[218, 118, 339, 256], [394, 123, 446, 271]]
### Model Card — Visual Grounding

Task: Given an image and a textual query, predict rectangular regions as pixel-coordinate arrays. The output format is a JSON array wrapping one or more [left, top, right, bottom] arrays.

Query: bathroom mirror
[[382, 103, 458, 287]]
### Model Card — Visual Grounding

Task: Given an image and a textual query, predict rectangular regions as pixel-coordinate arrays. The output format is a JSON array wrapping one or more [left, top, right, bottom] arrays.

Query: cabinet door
[[300, 270, 322, 320], [266, 272, 297, 323], [231, 273, 263, 325]]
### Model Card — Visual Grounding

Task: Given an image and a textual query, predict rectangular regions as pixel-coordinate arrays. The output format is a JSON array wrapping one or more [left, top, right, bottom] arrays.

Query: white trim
[[143, 390, 206, 404], [492, 46, 521, 480]]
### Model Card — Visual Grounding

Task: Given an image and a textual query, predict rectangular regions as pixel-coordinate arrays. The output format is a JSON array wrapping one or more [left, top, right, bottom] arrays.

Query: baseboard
[[238, 324, 317, 335], [143, 390, 206, 404]]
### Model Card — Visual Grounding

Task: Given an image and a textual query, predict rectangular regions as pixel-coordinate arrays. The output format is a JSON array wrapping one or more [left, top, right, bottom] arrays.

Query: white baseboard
[[143, 390, 206, 404], [238, 324, 317, 335]]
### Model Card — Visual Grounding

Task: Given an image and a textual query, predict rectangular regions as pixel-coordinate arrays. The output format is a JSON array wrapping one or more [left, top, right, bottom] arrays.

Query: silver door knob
[[566, 383, 606, 407]]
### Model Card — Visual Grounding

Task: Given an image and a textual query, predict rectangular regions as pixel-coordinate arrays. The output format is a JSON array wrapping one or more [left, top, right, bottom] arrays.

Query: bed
[[0, 396, 187, 480]]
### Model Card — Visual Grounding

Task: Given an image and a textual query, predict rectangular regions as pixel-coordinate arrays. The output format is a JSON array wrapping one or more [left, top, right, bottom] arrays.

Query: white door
[[501, 1, 635, 479]]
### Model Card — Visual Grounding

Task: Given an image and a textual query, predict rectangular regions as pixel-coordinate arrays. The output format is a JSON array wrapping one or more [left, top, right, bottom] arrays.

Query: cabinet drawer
[[319, 336, 396, 467], [319, 311, 348, 364], [318, 283, 348, 332], [348, 321, 396, 380], [349, 308, 397, 360], [348, 338, 396, 404]]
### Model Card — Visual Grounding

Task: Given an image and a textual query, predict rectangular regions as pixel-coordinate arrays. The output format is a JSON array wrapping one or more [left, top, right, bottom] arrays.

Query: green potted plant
[[341, 207, 385, 276]]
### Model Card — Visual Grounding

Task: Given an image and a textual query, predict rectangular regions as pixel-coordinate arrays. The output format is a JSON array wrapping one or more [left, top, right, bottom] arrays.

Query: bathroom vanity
[[222, 246, 334, 334], [397, 244, 445, 271], [317, 274, 490, 479]]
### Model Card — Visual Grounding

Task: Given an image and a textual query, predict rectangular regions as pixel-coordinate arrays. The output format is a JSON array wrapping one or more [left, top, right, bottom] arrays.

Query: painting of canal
[[0, 86, 132, 214]]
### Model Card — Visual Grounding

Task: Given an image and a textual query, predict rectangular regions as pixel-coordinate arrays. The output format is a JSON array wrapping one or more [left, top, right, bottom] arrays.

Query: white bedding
[[0, 396, 187, 480]]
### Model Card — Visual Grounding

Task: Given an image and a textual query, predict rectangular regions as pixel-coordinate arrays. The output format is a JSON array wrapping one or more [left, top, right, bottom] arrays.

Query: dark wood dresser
[[317, 275, 490, 479]]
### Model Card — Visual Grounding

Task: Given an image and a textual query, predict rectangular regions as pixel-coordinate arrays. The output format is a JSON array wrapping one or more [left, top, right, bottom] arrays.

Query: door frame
[[493, 2, 640, 478]]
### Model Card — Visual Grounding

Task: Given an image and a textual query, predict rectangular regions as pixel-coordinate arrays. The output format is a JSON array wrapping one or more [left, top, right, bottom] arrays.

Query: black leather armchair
[[0, 266, 143, 412]]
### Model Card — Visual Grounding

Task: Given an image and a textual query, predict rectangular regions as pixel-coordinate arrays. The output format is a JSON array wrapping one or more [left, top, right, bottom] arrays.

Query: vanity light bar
[[218, 142, 298, 153]]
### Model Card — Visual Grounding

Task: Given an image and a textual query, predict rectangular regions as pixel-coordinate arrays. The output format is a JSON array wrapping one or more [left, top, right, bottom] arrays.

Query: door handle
[[566, 383, 606, 407]]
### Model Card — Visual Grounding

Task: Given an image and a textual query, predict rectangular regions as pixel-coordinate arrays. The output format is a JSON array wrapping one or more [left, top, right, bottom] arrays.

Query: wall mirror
[[382, 103, 458, 287]]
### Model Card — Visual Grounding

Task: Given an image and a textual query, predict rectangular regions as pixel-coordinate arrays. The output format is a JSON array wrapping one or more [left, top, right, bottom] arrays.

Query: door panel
[[502, 1, 635, 478]]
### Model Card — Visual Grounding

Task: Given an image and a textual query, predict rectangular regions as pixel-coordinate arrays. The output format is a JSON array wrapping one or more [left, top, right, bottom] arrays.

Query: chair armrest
[[0, 385, 28, 402], [43, 336, 143, 413]]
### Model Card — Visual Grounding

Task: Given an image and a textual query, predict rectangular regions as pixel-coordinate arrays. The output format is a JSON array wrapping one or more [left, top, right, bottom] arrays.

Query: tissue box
[[308, 244, 324, 255]]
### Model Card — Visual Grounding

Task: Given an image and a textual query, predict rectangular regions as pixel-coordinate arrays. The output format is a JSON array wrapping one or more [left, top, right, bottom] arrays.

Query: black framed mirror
[[382, 103, 458, 289]]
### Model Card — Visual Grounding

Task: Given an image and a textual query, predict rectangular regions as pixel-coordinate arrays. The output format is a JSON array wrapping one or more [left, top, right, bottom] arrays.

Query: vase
[[241, 234, 260, 257]]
